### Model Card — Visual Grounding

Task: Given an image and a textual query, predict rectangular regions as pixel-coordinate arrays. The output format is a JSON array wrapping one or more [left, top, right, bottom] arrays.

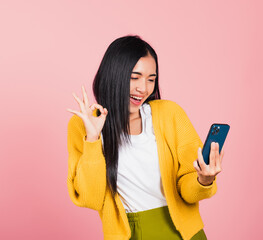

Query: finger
[[219, 144, 225, 165], [193, 160, 201, 172], [197, 147, 207, 171], [66, 108, 81, 117], [215, 143, 222, 174], [215, 142, 221, 169], [72, 92, 82, 105], [209, 142, 216, 168], [90, 103, 106, 115], [82, 85, 90, 110], [73, 92, 85, 112]]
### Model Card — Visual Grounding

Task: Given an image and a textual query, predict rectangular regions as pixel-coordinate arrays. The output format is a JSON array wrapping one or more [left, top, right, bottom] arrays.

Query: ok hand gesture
[[193, 142, 224, 186], [67, 85, 108, 142]]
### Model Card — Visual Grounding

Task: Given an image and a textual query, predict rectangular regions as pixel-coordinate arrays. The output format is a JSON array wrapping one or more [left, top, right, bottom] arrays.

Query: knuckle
[[208, 170, 215, 176]]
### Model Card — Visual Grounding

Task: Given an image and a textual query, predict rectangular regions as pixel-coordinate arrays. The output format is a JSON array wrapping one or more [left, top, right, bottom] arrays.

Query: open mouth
[[130, 95, 143, 105]]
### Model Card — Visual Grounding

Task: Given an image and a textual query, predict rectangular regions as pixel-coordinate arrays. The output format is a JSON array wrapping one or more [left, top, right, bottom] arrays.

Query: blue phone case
[[202, 123, 230, 165]]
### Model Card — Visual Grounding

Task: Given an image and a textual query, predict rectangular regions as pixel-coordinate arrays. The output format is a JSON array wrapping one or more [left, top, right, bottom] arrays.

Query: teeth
[[130, 95, 142, 100]]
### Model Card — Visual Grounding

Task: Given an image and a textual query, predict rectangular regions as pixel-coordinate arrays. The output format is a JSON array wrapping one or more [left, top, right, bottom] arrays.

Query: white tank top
[[115, 103, 167, 213]]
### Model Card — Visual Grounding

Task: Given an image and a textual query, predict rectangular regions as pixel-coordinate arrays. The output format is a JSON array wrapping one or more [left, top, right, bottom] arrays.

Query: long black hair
[[92, 35, 161, 197]]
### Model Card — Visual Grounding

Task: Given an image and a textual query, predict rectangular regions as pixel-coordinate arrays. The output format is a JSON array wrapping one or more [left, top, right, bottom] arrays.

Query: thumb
[[99, 108, 108, 118]]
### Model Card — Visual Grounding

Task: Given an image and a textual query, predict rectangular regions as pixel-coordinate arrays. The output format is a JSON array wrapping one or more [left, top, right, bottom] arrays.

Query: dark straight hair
[[92, 35, 161, 197]]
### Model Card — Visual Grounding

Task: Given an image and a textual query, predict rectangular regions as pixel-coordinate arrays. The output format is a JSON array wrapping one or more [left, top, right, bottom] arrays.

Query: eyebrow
[[132, 71, 156, 77]]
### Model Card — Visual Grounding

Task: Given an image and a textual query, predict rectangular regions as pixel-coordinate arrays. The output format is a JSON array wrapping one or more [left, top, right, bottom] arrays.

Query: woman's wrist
[[197, 176, 214, 186], [84, 135, 99, 142]]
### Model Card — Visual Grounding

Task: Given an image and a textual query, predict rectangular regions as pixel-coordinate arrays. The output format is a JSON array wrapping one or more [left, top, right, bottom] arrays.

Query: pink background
[[0, 1, 262, 239]]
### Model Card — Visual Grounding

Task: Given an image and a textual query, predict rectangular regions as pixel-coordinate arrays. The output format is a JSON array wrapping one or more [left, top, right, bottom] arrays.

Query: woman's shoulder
[[148, 99, 192, 127], [68, 114, 82, 129], [148, 99, 186, 116], [148, 99, 200, 146]]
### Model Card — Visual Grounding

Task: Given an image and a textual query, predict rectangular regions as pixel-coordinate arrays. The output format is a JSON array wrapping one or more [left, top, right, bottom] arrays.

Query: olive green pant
[[126, 206, 207, 240]]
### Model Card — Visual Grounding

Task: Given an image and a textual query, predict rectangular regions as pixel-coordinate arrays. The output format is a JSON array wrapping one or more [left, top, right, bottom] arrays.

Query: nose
[[136, 79, 147, 92]]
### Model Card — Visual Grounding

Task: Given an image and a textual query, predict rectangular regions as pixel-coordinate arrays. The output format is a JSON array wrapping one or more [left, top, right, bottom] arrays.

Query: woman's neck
[[129, 110, 141, 122]]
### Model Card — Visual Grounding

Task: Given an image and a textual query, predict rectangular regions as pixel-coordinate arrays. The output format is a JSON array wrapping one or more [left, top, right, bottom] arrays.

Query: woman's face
[[129, 54, 156, 115]]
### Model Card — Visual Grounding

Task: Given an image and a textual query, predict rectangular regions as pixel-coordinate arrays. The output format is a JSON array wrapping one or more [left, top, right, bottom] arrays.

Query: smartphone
[[202, 123, 230, 165]]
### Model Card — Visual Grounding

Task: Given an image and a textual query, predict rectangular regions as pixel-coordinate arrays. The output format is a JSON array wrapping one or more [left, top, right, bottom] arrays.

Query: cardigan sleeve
[[174, 104, 217, 204], [66, 115, 106, 210]]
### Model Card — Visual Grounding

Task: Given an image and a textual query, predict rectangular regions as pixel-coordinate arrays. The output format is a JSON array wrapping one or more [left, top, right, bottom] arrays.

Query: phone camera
[[212, 126, 220, 135]]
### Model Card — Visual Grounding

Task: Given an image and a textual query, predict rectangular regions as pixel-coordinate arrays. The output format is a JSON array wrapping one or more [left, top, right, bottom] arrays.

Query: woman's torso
[[101, 103, 168, 213]]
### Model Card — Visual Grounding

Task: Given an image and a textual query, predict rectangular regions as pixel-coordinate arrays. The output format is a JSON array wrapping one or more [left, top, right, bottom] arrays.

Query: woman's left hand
[[193, 142, 224, 186]]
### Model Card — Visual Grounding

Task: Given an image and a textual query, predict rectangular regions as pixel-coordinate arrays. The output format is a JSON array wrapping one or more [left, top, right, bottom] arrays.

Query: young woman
[[66, 35, 224, 240]]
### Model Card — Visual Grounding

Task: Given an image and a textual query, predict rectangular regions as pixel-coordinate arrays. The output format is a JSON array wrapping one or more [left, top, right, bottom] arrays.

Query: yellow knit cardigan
[[67, 99, 217, 240]]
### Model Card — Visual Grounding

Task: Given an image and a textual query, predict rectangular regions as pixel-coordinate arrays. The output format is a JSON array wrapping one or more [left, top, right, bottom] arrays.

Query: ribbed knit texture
[[67, 99, 217, 240]]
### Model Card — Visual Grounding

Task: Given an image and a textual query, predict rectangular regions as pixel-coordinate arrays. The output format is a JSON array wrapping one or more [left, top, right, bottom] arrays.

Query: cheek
[[130, 82, 134, 91], [149, 84, 155, 95]]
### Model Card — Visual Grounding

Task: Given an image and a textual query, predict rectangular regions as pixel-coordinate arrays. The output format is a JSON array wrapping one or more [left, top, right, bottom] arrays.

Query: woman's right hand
[[67, 85, 108, 142]]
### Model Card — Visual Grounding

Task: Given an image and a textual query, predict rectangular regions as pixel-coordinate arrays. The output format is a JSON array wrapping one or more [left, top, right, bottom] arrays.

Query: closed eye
[[131, 78, 155, 82]]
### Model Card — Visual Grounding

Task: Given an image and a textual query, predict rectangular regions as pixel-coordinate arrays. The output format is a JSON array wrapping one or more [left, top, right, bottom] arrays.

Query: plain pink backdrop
[[0, 0, 262, 239]]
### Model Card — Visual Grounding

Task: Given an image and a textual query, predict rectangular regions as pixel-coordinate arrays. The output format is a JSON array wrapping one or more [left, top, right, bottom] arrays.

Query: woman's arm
[[176, 139, 217, 204], [67, 115, 106, 210], [173, 103, 217, 204]]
